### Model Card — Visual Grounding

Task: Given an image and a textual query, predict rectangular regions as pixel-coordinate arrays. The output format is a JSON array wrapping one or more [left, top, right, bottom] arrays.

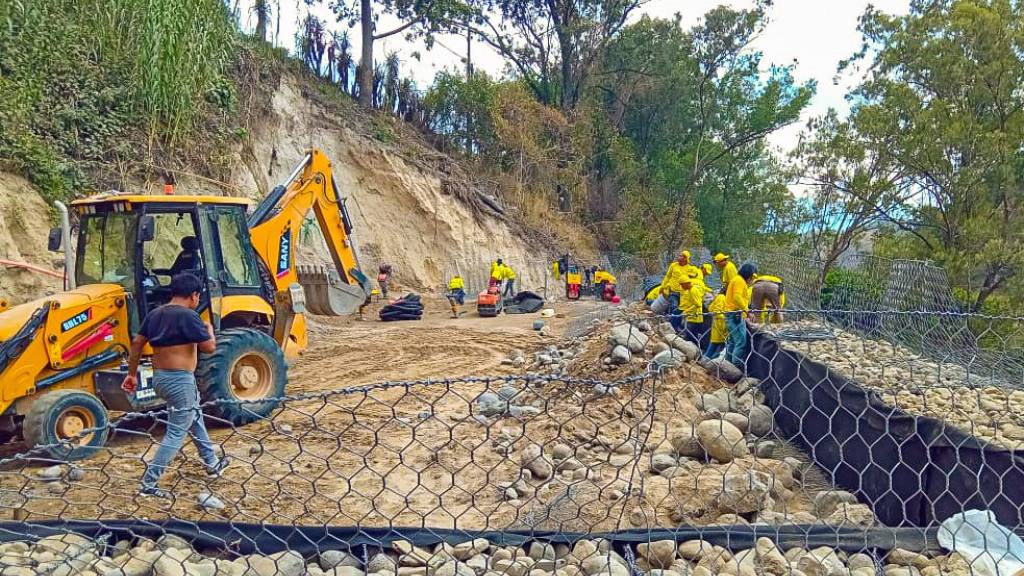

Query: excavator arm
[[247, 150, 371, 342]]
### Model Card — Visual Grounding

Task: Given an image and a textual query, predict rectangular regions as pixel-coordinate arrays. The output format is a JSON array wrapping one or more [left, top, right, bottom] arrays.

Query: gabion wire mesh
[[2, 310, 1024, 576]]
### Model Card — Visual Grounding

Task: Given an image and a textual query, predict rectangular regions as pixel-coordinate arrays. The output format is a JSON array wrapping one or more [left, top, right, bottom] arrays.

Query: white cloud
[[241, 0, 910, 152]]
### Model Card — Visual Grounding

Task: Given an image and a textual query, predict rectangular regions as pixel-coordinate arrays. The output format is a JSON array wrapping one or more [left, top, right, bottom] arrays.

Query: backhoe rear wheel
[[196, 328, 287, 425], [23, 390, 109, 461]]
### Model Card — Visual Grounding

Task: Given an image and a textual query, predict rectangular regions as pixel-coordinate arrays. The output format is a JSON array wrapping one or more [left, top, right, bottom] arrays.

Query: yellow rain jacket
[[594, 270, 617, 284], [660, 262, 700, 295], [708, 294, 728, 344], [725, 275, 750, 312], [720, 260, 739, 289], [501, 265, 516, 280], [678, 284, 705, 323], [448, 276, 464, 290], [490, 261, 503, 281], [645, 285, 661, 303], [552, 261, 560, 280]]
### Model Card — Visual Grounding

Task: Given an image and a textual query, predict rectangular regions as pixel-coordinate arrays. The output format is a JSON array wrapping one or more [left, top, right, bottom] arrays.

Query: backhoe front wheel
[[23, 390, 110, 461], [197, 328, 287, 425]]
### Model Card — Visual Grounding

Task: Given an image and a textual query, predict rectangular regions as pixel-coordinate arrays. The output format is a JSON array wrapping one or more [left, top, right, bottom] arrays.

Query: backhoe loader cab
[[0, 150, 370, 459]]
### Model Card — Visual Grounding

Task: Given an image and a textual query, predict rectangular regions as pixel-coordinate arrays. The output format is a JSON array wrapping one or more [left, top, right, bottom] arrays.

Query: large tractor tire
[[197, 328, 287, 425], [23, 389, 110, 461]]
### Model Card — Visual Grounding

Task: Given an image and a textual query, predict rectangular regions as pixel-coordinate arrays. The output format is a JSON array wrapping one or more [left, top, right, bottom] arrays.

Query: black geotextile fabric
[[0, 520, 956, 554], [747, 332, 1024, 528], [379, 293, 424, 322], [504, 292, 545, 315]]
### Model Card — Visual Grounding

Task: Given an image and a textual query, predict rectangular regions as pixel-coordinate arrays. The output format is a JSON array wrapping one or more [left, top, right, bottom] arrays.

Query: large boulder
[[610, 345, 631, 365], [695, 420, 747, 463], [653, 349, 685, 369], [747, 404, 774, 437], [703, 357, 744, 383], [609, 324, 650, 353], [714, 471, 774, 514]]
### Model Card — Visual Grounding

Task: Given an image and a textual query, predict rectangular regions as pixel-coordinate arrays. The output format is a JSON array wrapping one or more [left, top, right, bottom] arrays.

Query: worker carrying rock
[[501, 262, 516, 297], [659, 251, 700, 317], [594, 268, 617, 301], [121, 273, 231, 500], [750, 273, 785, 324], [714, 252, 739, 294], [447, 274, 466, 318]]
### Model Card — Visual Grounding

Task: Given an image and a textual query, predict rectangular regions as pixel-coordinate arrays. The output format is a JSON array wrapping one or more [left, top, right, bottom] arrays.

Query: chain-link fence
[[3, 309, 1024, 576]]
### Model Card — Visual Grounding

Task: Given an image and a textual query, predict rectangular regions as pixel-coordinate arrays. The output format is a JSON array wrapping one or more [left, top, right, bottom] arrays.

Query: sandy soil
[[2, 300, 838, 534]]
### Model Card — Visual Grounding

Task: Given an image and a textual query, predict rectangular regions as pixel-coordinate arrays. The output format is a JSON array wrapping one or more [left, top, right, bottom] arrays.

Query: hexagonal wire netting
[[2, 260, 1024, 576]]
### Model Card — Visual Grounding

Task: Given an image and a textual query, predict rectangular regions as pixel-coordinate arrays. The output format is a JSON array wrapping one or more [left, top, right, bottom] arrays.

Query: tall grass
[[1, 0, 235, 149]]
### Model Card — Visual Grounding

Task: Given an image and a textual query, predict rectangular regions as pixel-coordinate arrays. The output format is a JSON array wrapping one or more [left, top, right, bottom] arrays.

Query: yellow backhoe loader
[[0, 150, 370, 459]]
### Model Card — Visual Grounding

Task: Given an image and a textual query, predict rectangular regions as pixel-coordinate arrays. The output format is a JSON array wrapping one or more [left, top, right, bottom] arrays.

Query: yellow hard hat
[[702, 263, 713, 275], [679, 250, 691, 259], [713, 253, 729, 262]]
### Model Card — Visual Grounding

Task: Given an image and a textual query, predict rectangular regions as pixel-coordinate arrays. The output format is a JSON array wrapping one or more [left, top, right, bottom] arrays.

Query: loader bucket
[[297, 265, 370, 316]]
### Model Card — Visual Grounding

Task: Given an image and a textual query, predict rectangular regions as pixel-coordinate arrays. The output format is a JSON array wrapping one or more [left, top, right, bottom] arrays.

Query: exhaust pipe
[[54, 201, 75, 290]]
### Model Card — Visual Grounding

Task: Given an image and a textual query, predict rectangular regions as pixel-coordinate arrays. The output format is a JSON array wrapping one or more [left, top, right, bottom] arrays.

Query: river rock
[[653, 348, 686, 368], [669, 338, 700, 361], [670, 428, 705, 459], [704, 358, 744, 383], [814, 490, 859, 517], [609, 324, 650, 353], [451, 540, 489, 562], [241, 551, 305, 576], [321, 551, 361, 570], [610, 346, 631, 365], [571, 541, 598, 562], [722, 413, 749, 433], [368, 554, 398, 573], [715, 471, 774, 514], [747, 405, 774, 437], [695, 419, 747, 462], [636, 540, 676, 569], [650, 453, 677, 473]]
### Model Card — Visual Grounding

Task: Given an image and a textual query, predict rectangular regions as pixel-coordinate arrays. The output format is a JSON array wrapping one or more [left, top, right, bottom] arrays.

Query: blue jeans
[[705, 342, 725, 359], [503, 280, 515, 297], [141, 370, 219, 489], [449, 288, 465, 305], [725, 312, 749, 368]]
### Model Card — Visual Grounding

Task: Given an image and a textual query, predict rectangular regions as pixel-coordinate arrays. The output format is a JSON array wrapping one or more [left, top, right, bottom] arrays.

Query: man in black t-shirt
[[123, 273, 230, 499]]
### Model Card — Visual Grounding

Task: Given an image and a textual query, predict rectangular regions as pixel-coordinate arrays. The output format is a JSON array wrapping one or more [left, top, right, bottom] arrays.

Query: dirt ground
[[2, 298, 843, 534]]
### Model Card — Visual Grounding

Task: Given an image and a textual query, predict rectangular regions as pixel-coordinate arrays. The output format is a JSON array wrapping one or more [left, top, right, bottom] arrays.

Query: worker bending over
[[447, 274, 465, 318], [501, 262, 516, 297], [714, 253, 738, 294], [724, 263, 756, 369], [660, 251, 700, 318], [750, 273, 785, 324]]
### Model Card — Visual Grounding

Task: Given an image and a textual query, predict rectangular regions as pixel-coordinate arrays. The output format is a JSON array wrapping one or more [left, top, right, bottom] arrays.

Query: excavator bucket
[[297, 265, 371, 316]]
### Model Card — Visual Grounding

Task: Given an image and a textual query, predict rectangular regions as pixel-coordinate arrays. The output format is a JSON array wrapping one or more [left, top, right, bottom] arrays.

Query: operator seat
[[169, 236, 200, 276]]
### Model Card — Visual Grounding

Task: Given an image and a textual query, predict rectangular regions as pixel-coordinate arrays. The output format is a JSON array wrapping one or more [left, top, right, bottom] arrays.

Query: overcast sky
[[241, 0, 911, 152]]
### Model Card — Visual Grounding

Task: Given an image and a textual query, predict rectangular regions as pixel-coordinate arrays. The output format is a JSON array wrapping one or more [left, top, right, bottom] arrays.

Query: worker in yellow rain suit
[[490, 259, 504, 285], [678, 277, 705, 346], [724, 263, 756, 368], [750, 273, 785, 324], [660, 251, 700, 326], [501, 262, 516, 297], [714, 253, 738, 294], [552, 259, 561, 281], [705, 293, 728, 359], [447, 274, 466, 318]]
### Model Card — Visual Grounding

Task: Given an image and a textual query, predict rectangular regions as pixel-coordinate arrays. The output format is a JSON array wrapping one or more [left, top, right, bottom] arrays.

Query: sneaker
[[137, 486, 174, 500], [206, 455, 232, 478]]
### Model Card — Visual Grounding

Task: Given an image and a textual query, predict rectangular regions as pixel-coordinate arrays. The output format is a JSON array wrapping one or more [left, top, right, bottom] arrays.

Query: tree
[[793, 111, 912, 285], [254, 0, 271, 41], [329, 0, 471, 107], [471, 0, 642, 112], [593, 9, 813, 258], [843, 0, 1024, 311]]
